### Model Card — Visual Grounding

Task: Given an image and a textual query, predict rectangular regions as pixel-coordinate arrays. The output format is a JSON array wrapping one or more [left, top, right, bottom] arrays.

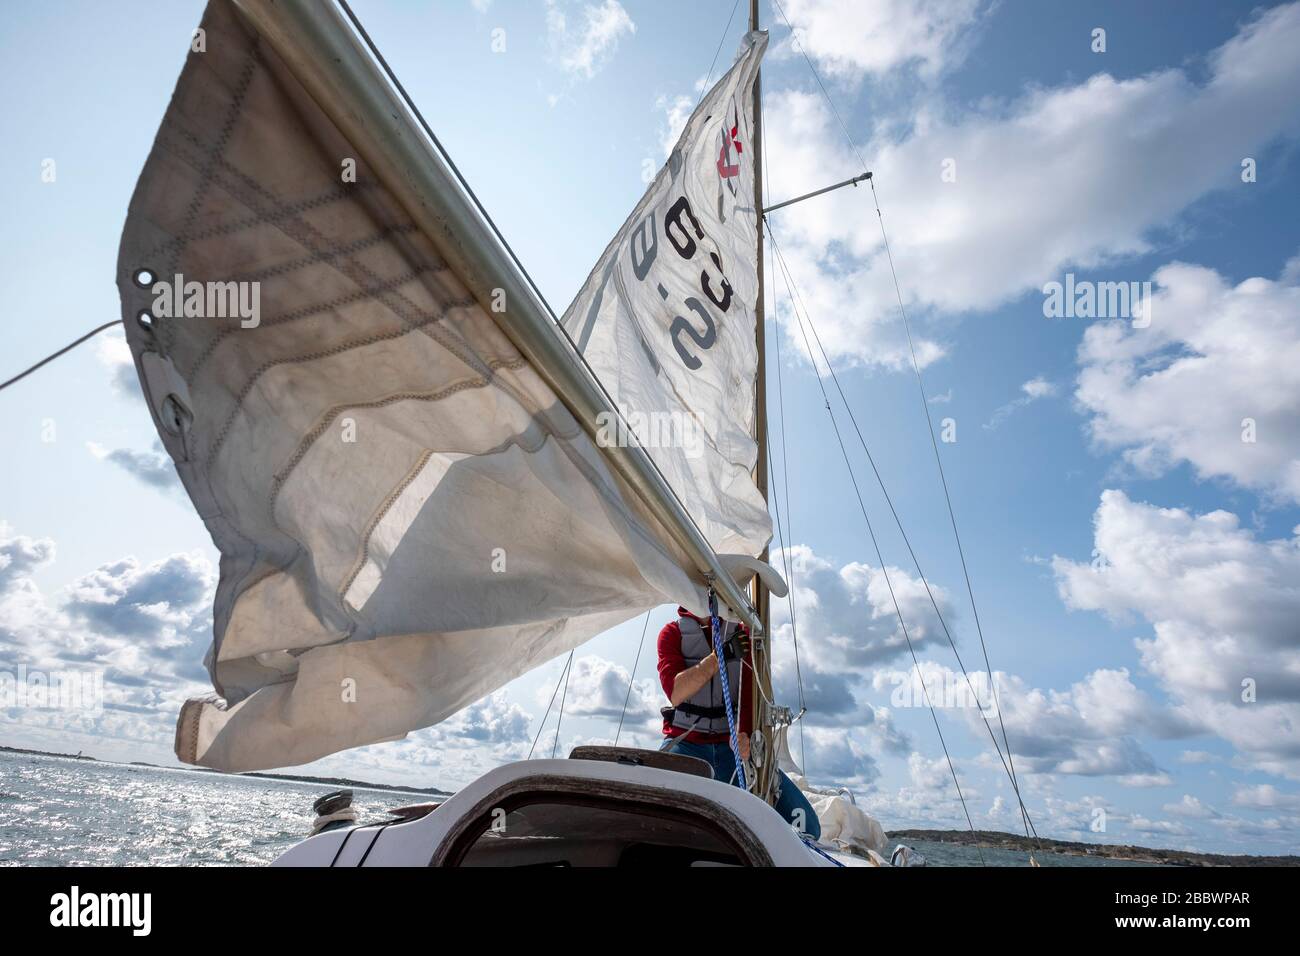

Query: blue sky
[[2, 0, 1298, 856]]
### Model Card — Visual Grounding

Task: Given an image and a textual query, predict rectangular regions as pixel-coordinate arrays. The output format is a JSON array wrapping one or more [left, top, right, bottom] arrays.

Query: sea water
[[0, 750, 1141, 866], [0, 749, 420, 866]]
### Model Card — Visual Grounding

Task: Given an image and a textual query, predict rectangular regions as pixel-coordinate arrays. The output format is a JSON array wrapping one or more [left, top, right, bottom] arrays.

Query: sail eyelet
[[132, 267, 156, 288], [136, 310, 155, 330], [160, 393, 193, 435]]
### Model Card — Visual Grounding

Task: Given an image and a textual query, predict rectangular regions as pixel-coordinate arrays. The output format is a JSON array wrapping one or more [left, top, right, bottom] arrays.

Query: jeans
[[659, 736, 821, 841]]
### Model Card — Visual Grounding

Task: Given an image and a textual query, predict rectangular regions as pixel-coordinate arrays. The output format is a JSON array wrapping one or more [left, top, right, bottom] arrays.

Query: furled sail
[[561, 31, 771, 559], [117, 0, 716, 772]]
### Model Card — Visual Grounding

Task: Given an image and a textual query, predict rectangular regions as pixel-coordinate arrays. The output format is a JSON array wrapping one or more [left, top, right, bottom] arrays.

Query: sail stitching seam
[[337, 448, 435, 604], [155, 112, 468, 404], [137, 180, 379, 263], [268, 358, 529, 521], [203, 295, 475, 463], [183, 264, 440, 380], [163, 40, 260, 351]]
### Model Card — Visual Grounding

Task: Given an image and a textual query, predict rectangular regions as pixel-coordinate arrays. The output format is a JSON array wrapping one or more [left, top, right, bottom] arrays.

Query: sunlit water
[[0, 750, 428, 866], [1, 750, 1144, 866]]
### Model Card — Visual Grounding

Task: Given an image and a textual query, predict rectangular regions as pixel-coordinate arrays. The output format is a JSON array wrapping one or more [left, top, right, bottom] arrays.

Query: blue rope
[[800, 833, 845, 867], [708, 587, 746, 790]]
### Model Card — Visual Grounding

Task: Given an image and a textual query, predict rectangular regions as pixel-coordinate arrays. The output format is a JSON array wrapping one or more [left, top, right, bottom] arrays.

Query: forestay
[[118, 0, 714, 772], [561, 31, 771, 559]]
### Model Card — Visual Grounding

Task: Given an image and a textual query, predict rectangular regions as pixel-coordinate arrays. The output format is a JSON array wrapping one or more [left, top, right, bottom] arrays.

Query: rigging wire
[[769, 0, 1036, 840], [770, 0, 870, 173], [871, 173, 1033, 837], [770, 219, 1037, 840], [765, 436, 807, 776], [0, 320, 123, 393], [768, 225, 985, 864], [698, 0, 743, 107], [527, 651, 573, 760], [614, 611, 653, 747], [762, 306, 808, 773], [551, 650, 574, 759], [759, 79, 808, 779], [772, 299, 808, 728], [769, 235, 1038, 840]]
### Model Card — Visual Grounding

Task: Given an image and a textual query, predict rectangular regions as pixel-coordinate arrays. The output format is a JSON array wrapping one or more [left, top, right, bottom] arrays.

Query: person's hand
[[700, 652, 719, 677], [722, 631, 750, 660], [738, 732, 751, 760]]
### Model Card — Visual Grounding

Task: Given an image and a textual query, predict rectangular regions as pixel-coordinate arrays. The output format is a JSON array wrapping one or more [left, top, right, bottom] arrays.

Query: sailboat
[[118, 0, 964, 867]]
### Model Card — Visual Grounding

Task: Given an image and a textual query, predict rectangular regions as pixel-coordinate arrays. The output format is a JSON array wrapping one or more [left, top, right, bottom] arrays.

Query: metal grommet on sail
[[160, 394, 193, 435], [138, 352, 195, 452]]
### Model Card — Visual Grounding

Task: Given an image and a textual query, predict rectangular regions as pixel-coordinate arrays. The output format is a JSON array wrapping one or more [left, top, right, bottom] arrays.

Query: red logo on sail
[[717, 122, 742, 179]]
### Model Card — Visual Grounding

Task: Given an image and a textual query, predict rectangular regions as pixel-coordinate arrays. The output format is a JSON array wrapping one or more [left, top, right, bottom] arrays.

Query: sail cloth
[[561, 31, 771, 559], [117, 0, 708, 772]]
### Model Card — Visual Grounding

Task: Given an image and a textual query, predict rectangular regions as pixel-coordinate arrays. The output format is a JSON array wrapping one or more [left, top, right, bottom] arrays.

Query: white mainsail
[[562, 31, 771, 559], [117, 0, 769, 772]]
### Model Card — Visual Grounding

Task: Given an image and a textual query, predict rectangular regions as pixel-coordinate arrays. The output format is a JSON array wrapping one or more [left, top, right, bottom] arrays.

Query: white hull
[[274, 750, 875, 867]]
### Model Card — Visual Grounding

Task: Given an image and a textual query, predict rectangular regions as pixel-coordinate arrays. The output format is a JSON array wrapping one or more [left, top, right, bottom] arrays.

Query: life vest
[[665, 615, 744, 736]]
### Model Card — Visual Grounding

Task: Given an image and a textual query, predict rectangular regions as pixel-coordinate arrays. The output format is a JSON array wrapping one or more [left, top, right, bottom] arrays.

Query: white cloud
[[557, 654, 659, 724], [1021, 377, 1056, 400], [88, 439, 180, 492], [95, 328, 140, 398], [772, 652, 860, 723], [798, 726, 881, 788], [1163, 794, 1218, 819], [907, 750, 955, 791], [1232, 784, 1300, 811], [1204, 813, 1295, 839], [0, 521, 541, 790], [764, 544, 1202, 792], [1075, 261, 1300, 502], [655, 93, 693, 160], [762, 3, 1300, 367], [302, 691, 536, 791], [439, 691, 532, 747], [773, 0, 984, 81], [546, 0, 635, 81], [984, 376, 1058, 430], [0, 523, 54, 597], [771, 544, 955, 671], [1127, 815, 1193, 837], [875, 660, 1185, 785], [767, 216, 947, 370], [0, 523, 216, 752], [1054, 490, 1300, 779]]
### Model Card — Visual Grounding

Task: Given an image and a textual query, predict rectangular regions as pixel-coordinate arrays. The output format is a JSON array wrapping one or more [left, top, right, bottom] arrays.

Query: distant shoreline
[[888, 828, 1299, 867], [0, 744, 451, 798]]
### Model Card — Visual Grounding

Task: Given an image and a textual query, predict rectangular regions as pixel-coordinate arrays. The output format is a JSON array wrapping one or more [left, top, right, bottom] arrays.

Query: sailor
[[657, 606, 821, 840]]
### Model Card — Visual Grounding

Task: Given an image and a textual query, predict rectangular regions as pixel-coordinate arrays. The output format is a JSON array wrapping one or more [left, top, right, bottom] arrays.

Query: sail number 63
[[630, 195, 735, 372]]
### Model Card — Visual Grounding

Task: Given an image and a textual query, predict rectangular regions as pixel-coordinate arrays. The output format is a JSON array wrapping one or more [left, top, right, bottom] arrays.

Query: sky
[[1, 0, 1298, 857]]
